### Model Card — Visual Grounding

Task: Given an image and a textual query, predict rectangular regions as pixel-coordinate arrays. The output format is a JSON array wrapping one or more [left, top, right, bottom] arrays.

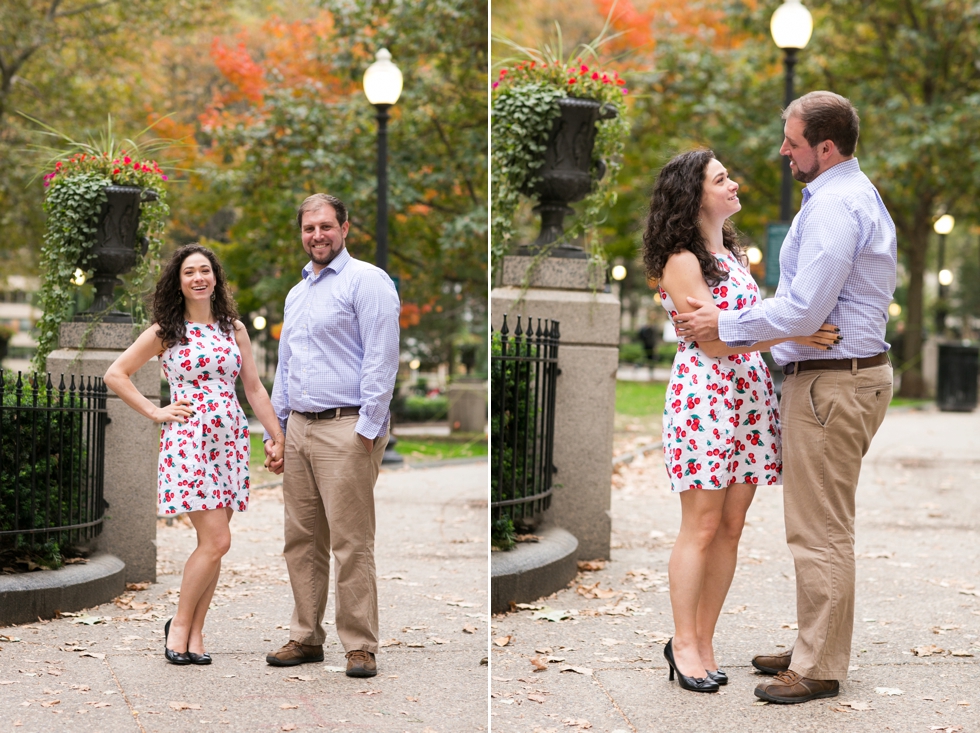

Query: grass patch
[[616, 380, 668, 417], [395, 435, 487, 462]]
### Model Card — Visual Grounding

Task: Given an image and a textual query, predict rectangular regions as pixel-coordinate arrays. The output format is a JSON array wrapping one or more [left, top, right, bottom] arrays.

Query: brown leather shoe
[[754, 670, 839, 704], [751, 648, 793, 675], [266, 640, 324, 667], [345, 649, 377, 678]]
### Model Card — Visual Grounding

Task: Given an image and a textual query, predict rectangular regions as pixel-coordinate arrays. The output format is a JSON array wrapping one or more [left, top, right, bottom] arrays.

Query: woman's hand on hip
[[791, 323, 841, 351], [154, 399, 195, 423]]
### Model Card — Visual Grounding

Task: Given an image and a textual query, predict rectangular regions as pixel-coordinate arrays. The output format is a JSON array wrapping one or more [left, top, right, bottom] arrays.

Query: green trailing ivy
[[490, 27, 630, 279], [23, 116, 174, 372]]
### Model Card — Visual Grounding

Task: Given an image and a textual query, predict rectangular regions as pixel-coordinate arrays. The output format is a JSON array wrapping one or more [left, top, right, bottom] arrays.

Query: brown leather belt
[[783, 352, 890, 376], [295, 407, 360, 420]]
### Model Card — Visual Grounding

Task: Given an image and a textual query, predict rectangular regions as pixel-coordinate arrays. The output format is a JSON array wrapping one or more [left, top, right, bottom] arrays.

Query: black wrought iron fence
[[1, 371, 108, 553], [491, 315, 560, 524]]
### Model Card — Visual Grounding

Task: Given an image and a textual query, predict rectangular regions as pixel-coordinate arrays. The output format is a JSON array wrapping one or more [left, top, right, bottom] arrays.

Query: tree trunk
[[898, 211, 932, 398]]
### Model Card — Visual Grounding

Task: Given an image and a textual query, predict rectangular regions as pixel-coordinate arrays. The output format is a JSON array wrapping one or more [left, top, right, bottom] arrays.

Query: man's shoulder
[[341, 256, 396, 289]]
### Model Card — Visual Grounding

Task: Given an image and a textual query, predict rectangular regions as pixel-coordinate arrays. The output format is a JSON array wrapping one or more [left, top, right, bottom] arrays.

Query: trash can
[[936, 343, 979, 412]]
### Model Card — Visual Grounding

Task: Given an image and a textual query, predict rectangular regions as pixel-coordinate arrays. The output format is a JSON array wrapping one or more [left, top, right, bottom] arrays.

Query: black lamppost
[[934, 214, 955, 336], [770, 0, 813, 222], [363, 48, 403, 274], [363, 48, 405, 465]]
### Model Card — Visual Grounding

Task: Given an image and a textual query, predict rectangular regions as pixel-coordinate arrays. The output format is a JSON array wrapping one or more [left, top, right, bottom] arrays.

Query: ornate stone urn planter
[[519, 97, 618, 259], [76, 185, 158, 323]]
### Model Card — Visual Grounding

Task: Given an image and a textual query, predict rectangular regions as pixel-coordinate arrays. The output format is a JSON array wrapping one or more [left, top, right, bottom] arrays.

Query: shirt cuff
[[356, 412, 388, 440], [717, 311, 753, 347]]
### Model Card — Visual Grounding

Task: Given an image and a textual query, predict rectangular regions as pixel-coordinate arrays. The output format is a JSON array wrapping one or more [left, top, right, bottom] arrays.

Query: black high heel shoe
[[187, 652, 212, 665], [663, 639, 719, 693], [707, 669, 728, 685], [164, 618, 192, 665]]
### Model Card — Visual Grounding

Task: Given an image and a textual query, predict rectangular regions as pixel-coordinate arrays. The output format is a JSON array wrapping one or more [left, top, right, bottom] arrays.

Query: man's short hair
[[783, 91, 860, 157], [297, 194, 349, 229]]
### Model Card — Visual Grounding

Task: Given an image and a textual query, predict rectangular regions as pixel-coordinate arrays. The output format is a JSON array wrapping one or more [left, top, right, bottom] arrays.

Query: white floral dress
[[157, 322, 250, 514], [660, 252, 781, 492]]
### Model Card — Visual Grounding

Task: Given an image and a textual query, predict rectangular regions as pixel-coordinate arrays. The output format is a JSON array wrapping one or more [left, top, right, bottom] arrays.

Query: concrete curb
[[491, 525, 578, 614], [612, 440, 663, 467], [0, 552, 125, 627]]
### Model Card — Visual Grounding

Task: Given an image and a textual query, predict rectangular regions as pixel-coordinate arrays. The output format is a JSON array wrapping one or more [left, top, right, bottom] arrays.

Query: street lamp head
[[938, 269, 954, 287], [611, 265, 627, 281], [746, 246, 763, 265], [252, 315, 267, 330], [771, 0, 813, 50], [363, 48, 403, 106], [933, 214, 955, 235]]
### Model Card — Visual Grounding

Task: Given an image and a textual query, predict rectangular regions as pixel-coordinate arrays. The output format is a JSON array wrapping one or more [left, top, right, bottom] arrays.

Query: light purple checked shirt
[[718, 158, 897, 366], [268, 247, 400, 440]]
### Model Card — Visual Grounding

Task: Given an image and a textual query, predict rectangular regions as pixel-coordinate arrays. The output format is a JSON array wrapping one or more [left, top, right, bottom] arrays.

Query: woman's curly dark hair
[[642, 148, 743, 287], [153, 244, 239, 350]]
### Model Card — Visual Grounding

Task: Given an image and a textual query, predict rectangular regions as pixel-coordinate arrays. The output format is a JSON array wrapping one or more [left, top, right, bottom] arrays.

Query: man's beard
[[310, 244, 341, 266], [791, 157, 821, 183]]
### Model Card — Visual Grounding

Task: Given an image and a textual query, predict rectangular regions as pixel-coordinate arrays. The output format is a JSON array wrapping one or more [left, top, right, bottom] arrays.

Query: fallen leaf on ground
[[530, 656, 547, 671], [79, 652, 105, 660], [85, 702, 111, 708], [169, 702, 202, 711], [563, 719, 592, 728], [780, 622, 798, 630], [950, 650, 974, 657], [912, 645, 944, 657], [355, 690, 381, 696], [531, 608, 573, 622], [559, 665, 593, 675], [69, 685, 90, 691], [286, 675, 314, 681], [724, 605, 747, 614], [40, 700, 60, 707], [280, 704, 298, 709], [281, 725, 297, 732], [839, 701, 873, 711], [527, 693, 548, 703], [125, 582, 150, 591], [406, 696, 419, 702], [379, 639, 402, 647], [429, 637, 450, 644], [957, 701, 971, 706], [875, 687, 904, 696], [600, 638, 623, 646], [577, 560, 606, 572], [514, 603, 544, 610], [462, 626, 477, 634], [493, 636, 512, 647]]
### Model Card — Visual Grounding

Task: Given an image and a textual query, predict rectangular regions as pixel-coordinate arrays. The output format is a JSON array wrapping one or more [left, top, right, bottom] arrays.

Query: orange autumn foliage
[[593, 0, 757, 61], [200, 11, 356, 132]]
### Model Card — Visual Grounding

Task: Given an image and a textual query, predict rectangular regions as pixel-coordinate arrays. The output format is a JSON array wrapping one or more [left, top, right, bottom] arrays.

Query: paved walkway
[[0, 461, 489, 732], [490, 406, 980, 732]]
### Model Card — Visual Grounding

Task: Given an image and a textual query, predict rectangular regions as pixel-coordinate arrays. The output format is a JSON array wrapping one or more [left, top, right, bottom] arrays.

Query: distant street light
[[363, 48, 404, 466], [363, 48, 403, 274], [611, 265, 627, 281], [409, 358, 421, 370], [933, 214, 955, 335], [746, 246, 763, 265], [888, 302, 902, 318], [252, 315, 267, 331], [771, 0, 813, 223]]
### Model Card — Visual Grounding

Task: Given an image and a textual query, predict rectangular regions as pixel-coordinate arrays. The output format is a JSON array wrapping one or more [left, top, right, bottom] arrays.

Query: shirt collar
[[803, 157, 860, 201], [301, 246, 352, 281]]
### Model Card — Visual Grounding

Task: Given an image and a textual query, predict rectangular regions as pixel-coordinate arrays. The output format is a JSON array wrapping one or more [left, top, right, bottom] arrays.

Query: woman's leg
[[167, 508, 233, 654], [695, 483, 756, 671], [668, 488, 727, 677]]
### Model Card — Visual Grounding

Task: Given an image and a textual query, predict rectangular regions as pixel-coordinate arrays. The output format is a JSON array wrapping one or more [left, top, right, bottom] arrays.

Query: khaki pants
[[281, 412, 388, 653], [780, 363, 892, 681]]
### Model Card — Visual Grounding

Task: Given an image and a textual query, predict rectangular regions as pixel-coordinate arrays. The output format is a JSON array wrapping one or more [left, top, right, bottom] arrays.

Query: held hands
[[792, 323, 842, 351], [154, 399, 195, 424], [264, 434, 285, 475]]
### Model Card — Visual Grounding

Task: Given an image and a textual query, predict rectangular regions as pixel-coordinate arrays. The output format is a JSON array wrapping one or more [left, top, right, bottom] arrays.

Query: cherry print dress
[[157, 322, 250, 515], [660, 252, 781, 493]]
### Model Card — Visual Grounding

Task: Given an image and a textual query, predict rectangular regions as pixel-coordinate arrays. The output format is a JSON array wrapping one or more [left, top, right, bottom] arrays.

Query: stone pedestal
[[492, 255, 619, 560], [448, 378, 488, 433], [47, 322, 160, 583]]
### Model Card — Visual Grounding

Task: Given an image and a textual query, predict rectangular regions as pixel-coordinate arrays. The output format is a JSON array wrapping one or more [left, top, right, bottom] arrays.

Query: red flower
[[568, 78, 576, 84], [113, 168, 120, 174], [591, 72, 599, 80]]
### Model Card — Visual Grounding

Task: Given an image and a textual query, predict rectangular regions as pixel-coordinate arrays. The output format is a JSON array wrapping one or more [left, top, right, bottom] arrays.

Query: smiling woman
[[103, 243, 284, 665]]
